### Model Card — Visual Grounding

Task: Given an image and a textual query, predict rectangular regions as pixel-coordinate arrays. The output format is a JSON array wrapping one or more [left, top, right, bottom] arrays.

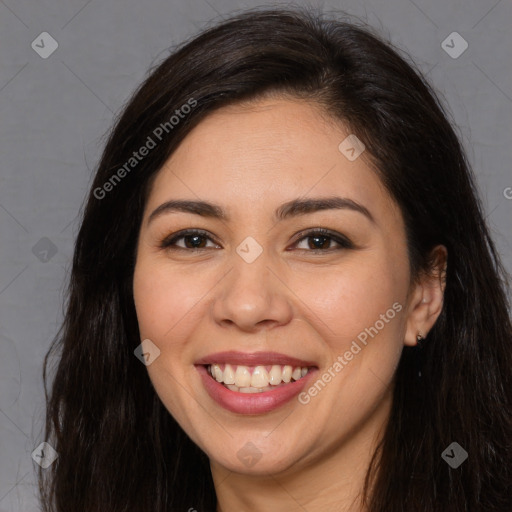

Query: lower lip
[[196, 365, 317, 415]]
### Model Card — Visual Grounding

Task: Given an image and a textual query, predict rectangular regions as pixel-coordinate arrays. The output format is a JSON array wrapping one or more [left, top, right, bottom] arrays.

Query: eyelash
[[158, 228, 354, 253]]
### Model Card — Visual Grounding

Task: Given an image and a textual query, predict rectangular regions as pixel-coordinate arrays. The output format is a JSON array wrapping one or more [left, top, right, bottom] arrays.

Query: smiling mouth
[[205, 363, 314, 393]]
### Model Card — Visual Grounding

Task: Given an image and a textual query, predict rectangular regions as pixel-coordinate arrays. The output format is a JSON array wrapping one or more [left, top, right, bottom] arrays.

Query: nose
[[211, 250, 294, 333]]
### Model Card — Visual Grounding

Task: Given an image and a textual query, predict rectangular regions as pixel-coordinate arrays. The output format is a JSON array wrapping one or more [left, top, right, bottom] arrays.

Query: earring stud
[[415, 333, 426, 379]]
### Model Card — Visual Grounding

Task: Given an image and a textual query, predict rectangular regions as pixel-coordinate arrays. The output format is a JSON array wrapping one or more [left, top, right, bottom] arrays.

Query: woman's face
[[133, 96, 423, 476]]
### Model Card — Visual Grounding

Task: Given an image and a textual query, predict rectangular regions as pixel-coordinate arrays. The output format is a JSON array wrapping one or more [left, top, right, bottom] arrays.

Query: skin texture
[[133, 96, 446, 512]]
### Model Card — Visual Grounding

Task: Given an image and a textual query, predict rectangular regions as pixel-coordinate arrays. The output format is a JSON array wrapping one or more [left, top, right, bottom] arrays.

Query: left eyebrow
[[275, 196, 375, 223], [147, 196, 375, 226]]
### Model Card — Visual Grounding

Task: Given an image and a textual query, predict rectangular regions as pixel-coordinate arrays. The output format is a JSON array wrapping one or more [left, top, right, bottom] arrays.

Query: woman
[[39, 7, 512, 511]]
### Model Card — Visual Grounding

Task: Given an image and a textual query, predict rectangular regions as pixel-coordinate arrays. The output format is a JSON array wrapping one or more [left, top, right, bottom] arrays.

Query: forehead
[[144, 96, 398, 223]]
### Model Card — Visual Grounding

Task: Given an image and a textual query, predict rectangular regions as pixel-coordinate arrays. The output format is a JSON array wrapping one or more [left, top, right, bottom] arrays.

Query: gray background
[[0, 0, 510, 510]]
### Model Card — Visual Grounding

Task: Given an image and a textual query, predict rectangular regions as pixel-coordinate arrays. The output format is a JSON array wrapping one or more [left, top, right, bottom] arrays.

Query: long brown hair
[[39, 6, 512, 511]]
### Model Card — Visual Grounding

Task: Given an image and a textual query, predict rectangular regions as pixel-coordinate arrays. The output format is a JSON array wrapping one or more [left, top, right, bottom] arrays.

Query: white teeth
[[239, 387, 265, 393], [207, 363, 311, 389], [234, 366, 251, 387], [223, 364, 235, 385], [250, 366, 269, 388], [213, 364, 223, 382], [282, 365, 292, 382], [268, 365, 282, 385]]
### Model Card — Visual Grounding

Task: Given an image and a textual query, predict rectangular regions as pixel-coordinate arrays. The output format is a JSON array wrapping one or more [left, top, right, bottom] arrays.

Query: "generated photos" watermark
[[298, 301, 403, 404], [94, 98, 197, 200]]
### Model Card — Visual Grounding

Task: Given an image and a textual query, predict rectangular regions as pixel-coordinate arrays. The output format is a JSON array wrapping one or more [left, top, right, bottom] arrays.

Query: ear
[[404, 245, 448, 346]]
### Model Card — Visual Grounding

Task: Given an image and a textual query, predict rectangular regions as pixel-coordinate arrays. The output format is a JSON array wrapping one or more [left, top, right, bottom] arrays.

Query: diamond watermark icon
[[441, 441, 468, 468], [31, 32, 59, 59], [441, 32, 468, 59], [32, 237, 58, 262], [236, 236, 263, 264], [134, 338, 161, 366], [338, 134, 365, 161], [32, 442, 58, 469], [237, 441, 262, 468]]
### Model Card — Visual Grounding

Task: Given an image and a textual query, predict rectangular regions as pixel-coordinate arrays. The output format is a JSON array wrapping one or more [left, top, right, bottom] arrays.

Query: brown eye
[[293, 229, 354, 252], [159, 229, 220, 251]]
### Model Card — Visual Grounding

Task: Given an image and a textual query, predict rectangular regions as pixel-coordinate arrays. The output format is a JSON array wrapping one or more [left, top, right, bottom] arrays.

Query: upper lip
[[194, 351, 317, 367]]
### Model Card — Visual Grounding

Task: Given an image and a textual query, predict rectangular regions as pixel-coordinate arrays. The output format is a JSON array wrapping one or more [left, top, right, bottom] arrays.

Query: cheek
[[132, 259, 207, 415], [290, 258, 408, 412], [291, 256, 405, 343], [287, 260, 406, 438], [132, 257, 210, 342]]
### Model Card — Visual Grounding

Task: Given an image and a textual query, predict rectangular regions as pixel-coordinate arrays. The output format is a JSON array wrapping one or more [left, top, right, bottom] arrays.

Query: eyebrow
[[147, 196, 375, 225]]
